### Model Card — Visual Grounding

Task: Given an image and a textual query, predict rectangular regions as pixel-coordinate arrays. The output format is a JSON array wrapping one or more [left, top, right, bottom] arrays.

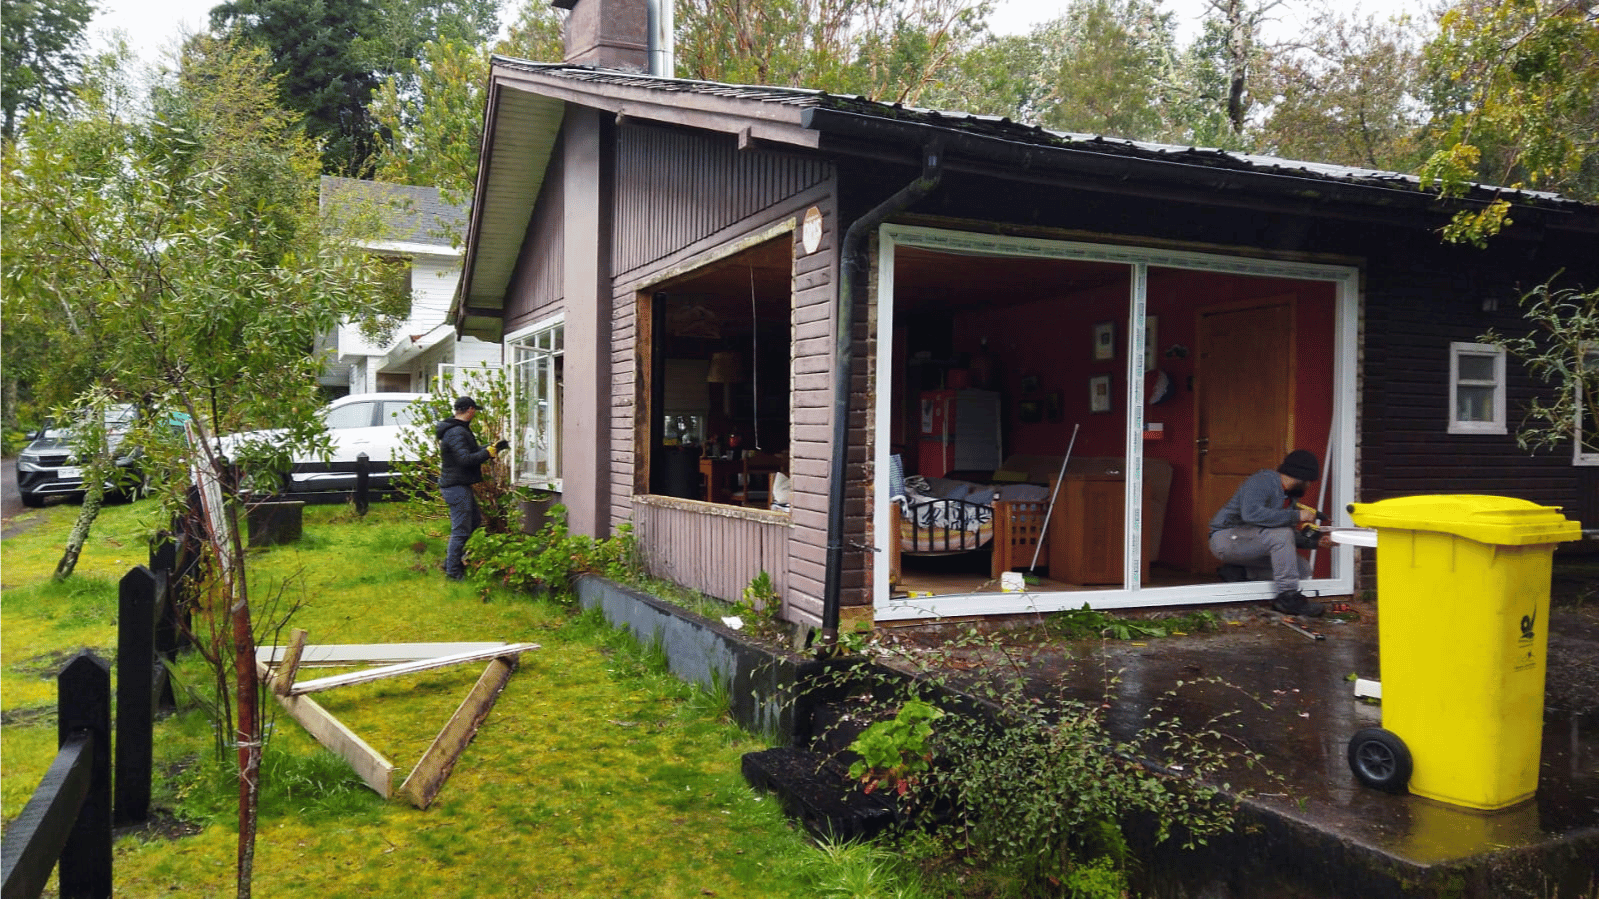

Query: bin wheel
[[1348, 728, 1411, 793]]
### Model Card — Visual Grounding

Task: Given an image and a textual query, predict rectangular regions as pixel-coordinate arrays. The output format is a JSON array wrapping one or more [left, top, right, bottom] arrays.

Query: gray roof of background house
[[320, 176, 470, 249]]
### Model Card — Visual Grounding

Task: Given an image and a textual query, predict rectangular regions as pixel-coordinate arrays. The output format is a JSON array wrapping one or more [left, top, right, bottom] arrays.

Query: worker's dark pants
[[442, 484, 482, 579], [1209, 525, 1309, 593]]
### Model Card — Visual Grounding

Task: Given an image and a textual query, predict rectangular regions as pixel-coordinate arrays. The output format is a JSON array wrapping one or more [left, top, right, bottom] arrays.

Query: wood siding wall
[[504, 146, 566, 334], [1359, 243, 1595, 512], [612, 124, 831, 279], [632, 503, 793, 605], [605, 122, 836, 624]]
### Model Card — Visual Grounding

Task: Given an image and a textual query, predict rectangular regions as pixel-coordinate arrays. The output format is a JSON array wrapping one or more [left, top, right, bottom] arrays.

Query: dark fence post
[[355, 452, 370, 516], [115, 567, 158, 825], [58, 651, 112, 899]]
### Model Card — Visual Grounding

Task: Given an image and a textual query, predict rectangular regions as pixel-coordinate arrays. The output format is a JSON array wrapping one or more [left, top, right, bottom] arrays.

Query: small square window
[[1448, 342, 1506, 435]]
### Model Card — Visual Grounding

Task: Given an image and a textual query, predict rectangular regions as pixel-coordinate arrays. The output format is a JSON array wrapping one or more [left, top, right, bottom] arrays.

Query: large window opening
[[876, 226, 1355, 618], [641, 236, 794, 510]]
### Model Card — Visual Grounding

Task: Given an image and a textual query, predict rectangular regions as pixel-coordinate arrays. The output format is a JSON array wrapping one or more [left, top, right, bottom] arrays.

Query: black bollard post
[[355, 452, 370, 516]]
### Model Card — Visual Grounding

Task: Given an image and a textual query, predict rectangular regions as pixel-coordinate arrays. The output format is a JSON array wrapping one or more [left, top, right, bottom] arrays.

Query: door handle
[[1195, 437, 1209, 456]]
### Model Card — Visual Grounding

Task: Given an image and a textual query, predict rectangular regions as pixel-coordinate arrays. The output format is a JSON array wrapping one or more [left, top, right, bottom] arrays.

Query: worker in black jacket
[[435, 396, 509, 580]]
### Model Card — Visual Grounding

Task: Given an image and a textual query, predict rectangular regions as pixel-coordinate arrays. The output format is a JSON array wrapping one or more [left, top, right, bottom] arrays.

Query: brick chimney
[[552, 0, 649, 72]]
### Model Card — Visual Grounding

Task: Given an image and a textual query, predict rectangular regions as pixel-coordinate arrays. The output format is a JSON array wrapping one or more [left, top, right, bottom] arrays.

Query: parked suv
[[16, 404, 144, 507], [220, 393, 429, 495]]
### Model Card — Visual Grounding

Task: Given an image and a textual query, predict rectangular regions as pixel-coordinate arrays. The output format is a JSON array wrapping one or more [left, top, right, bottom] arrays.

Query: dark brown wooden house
[[454, 0, 1598, 635]]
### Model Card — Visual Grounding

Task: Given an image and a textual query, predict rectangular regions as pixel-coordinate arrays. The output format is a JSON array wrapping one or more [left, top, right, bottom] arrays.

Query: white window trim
[[1576, 341, 1598, 466], [872, 224, 1360, 621], [1448, 342, 1507, 435], [507, 313, 565, 492]]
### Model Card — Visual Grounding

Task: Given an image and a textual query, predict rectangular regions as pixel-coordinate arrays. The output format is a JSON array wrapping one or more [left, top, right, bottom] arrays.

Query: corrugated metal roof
[[492, 60, 1581, 209]]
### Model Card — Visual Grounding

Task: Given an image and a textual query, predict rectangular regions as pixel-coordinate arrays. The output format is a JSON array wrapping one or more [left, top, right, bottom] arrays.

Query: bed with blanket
[[889, 459, 1053, 581]]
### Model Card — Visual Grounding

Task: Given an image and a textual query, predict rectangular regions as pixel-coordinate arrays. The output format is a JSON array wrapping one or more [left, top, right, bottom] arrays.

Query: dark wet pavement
[[876, 600, 1599, 896]]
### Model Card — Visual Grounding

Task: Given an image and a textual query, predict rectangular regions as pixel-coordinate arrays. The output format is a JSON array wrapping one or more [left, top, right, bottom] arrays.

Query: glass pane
[[1456, 386, 1495, 422], [1457, 353, 1497, 383], [323, 403, 372, 430]]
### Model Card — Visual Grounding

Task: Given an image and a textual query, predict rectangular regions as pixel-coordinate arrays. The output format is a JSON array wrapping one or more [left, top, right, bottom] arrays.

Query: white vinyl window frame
[[1448, 342, 1507, 435], [507, 315, 565, 491], [872, 224, 1360, 622], [1576, 341, 1598, 466]]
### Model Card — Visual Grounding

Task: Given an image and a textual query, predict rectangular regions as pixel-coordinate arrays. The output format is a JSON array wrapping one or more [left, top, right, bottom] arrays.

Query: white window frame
[[1448, 342, 1507, 435], [1576, 341, 1598, 466], [507, 315, 564, 491], [872, 224, 1360, 621]]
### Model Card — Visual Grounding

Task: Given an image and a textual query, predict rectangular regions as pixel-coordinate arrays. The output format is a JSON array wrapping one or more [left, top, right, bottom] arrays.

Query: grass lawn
[[1, 499, 913, 898]]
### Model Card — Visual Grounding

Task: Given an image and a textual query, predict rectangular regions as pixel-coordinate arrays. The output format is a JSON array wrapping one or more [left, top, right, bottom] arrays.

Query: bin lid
[[1348, 495, 1582, 546]]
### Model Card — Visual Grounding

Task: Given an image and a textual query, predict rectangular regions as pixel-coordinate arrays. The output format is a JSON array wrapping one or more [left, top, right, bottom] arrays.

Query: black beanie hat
[[1277, 449, 1320, 481]]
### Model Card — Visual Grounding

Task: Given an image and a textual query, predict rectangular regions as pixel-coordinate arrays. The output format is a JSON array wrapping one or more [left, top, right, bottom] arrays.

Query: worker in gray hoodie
[[436, 396, 509, 580], [1208, 449, 1328, 617]]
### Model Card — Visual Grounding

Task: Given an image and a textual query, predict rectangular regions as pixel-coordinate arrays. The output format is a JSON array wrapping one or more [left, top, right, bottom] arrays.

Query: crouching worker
[[1208, 449, 1329, 617], [436, 396, 509, 581]]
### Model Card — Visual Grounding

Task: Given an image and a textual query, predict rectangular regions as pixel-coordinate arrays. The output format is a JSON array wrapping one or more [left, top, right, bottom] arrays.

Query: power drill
[[1294, 502, 1330, 549]]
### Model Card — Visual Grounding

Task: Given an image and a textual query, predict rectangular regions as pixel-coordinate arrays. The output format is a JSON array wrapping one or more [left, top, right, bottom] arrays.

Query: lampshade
[[706, 351, 745, 384]]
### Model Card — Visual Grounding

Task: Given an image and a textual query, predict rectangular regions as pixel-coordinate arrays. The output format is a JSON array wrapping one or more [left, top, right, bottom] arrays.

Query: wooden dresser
[[1047, 458, 1172, 585]]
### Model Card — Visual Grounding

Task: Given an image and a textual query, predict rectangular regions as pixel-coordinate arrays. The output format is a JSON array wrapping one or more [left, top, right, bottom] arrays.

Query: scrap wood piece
[[398, 656, 518, 810], [285, 643, 540, 696], [256, 660, 398, 798], [256, 641, 511, 668], [272, 628, 309, 696]]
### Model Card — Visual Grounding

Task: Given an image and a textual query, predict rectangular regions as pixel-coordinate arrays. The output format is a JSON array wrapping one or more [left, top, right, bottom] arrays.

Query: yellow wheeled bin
[[1346, 495, 1581, 810]]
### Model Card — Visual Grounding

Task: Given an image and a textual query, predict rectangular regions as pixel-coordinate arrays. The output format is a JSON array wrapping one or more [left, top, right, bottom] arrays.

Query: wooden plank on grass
[[272, 628, 308, 696], [286, 644, 539, 696], [256, 661, 398, 798], [398, 656, 518, 810], [256, 642, 510, 668]]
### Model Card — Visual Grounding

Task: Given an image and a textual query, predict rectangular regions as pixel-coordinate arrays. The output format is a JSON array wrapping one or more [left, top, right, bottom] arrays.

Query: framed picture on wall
[[1089, 374, 1112, 413], [1093, 321, 1115, 360]]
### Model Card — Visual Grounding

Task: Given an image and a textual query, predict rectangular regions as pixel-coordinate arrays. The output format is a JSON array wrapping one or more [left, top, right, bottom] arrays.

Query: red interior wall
[[949, 268, 1337, 573]]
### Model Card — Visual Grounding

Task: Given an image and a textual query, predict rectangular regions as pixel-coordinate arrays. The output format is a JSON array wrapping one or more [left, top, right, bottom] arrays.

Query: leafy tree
[[1192, 0, 1282, 136], [0, 0, 98, 138], [371, 2, 565, 201], [1482, 283, 1599, 456], [208, 0, 384, 176], [1419, 0, 1599, 245], [1, 38, 404, 896], [1252, 7, 1430, 171], [1028, 0, 1182, 139], [676, 0, 992, 104]]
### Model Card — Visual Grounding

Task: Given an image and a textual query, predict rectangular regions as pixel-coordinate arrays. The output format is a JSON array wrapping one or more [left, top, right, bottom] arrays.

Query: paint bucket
[[1000, 571, 1024, 592]]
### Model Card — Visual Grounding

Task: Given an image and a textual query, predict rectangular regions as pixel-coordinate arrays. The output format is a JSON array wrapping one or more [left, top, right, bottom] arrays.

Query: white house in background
[[315, 176, 501, 396]]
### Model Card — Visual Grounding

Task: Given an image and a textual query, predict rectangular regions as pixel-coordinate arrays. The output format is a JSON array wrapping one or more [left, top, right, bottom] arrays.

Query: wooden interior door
[[1190, 296, 1296, 572]]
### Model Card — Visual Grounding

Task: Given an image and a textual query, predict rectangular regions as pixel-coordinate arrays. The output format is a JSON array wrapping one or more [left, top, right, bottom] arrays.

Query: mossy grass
[[2, 500, 923, 898]]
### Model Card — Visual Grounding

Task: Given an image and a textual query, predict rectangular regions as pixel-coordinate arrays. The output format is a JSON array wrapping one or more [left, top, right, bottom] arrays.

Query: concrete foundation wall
[[574, 575, 806, 741]]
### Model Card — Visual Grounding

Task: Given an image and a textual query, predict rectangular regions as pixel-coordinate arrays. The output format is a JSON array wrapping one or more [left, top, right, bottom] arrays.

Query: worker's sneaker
[[1217, 563, 1249, 582], [1272, 590, 1324, 617]]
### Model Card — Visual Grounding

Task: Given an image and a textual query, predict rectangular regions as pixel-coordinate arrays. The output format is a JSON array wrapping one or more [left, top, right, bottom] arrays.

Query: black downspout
[[819, 143, 943, 652]]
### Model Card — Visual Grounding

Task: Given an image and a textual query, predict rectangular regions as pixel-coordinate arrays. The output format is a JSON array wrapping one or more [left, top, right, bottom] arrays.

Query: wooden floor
[[892, 554, 1210, 598]]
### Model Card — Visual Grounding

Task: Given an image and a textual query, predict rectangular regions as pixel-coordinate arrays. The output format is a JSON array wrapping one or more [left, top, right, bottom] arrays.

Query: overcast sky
[[91, 0, 1435, 69]]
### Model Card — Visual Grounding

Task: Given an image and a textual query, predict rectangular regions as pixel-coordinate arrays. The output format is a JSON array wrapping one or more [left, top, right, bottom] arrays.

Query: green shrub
[[847, 698, 944, 797], [465, 504, 637, 601]]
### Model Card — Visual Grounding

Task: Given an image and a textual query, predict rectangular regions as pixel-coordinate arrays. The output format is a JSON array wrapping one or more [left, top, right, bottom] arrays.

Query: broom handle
[[1029, 423, 1080, 572]]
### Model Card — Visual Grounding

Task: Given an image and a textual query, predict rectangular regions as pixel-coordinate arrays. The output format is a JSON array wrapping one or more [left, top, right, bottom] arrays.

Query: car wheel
[[20, 491, 45, 508], [1348, 727, 1411, 794]]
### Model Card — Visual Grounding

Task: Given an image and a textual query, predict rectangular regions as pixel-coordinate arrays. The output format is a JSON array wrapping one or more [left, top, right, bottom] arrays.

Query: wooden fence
[[1, 554, 187, 898]]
